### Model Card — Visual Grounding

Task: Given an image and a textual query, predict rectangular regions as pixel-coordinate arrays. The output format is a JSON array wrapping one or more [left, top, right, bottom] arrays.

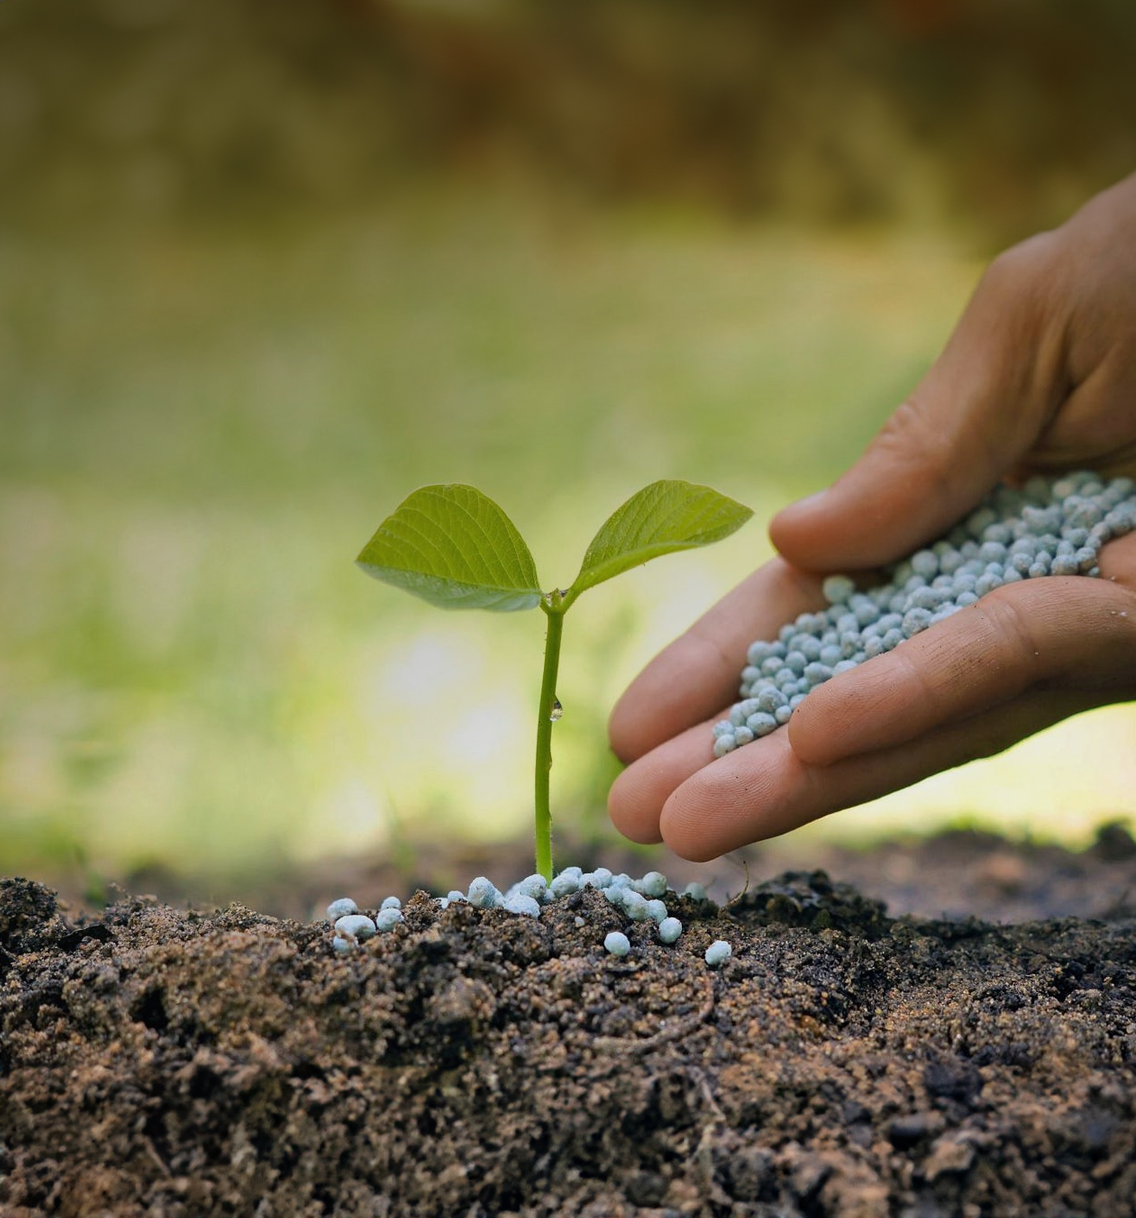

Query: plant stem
[[534, 599, 565, 881]]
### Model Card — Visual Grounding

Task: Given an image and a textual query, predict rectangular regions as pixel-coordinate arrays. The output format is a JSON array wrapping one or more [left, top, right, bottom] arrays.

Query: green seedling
[[356, 480, 752, 881]]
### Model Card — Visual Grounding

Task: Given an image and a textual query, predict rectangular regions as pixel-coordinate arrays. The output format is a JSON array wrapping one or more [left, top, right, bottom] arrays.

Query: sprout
[[357, 481, 751, 880]]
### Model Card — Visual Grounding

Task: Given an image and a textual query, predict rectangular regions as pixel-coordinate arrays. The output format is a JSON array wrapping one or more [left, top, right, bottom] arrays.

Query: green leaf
[[356, 484, 543, 611], [567, 480, 752, 600]]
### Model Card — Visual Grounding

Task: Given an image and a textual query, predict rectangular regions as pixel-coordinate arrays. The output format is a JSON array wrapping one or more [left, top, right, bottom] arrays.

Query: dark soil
[[4, 828, 1136, 1218]]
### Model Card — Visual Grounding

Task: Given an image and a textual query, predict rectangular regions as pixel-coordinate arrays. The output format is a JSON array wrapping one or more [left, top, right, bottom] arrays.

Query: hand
[[607, 173, 1136, 861]]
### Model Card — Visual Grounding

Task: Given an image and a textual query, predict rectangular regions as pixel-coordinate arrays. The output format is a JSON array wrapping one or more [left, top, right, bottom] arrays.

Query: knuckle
[[870, 396, 960, 497], [982, 232, 1056, 296], [979, 587, 1038, 651], [964, 590, 1041, 680], [687, 622, 742, 684]]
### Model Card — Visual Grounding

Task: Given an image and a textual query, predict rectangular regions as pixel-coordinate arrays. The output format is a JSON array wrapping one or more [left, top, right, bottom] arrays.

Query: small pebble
[[325, 898, 357, 922], [745, 712, 777, 737], [604, 931, 631, 957], [376, 908, 404, 933], [515, 874, 549, 903], [503, 893, 541, 918], [658, 917, 683, 944], [549, 872, 579, 898], [636, 871, 668, 898], [467, 876, 502, 908], [380, 896, 402, 911], [332, 936, 353, 954], [822, 573, 856, 604], [705, 940, 732, 967], [644, 899, 669, 924], [334, 913, 377, 943]]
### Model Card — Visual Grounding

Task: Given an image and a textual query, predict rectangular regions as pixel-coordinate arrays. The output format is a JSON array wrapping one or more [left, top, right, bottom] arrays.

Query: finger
[[769, 235, 1068, 572], [656, 686, 1103, 861], [1019, 358, 1136, 477], [788, 565, 1136, 768], [607, 558, 823, 764], [609, 716, 721, 844]]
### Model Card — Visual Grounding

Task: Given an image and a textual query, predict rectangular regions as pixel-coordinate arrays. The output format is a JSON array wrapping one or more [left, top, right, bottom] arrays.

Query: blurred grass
[[2, 191, 998, 880], [4, 0, 1135, 246], [5, 0, 1136, 891]]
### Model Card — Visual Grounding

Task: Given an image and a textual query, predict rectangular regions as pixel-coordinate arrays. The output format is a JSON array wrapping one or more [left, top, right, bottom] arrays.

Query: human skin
[[608, 172, 1136, 861]]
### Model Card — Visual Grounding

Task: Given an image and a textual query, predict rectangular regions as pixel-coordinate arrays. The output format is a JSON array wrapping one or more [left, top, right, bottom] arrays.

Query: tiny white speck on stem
[[550, 698, 563, 722]]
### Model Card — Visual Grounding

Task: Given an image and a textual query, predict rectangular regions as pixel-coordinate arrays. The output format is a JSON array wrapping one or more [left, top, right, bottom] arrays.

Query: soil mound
[[2, 871, 1135, 1217]]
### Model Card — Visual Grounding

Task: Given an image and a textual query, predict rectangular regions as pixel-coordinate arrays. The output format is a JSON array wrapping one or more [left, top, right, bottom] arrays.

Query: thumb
[[770, 236, 1067, 572]]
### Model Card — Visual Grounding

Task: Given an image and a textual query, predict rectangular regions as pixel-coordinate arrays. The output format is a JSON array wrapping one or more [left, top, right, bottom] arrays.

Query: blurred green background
[[3, 0, 1136, 891]]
